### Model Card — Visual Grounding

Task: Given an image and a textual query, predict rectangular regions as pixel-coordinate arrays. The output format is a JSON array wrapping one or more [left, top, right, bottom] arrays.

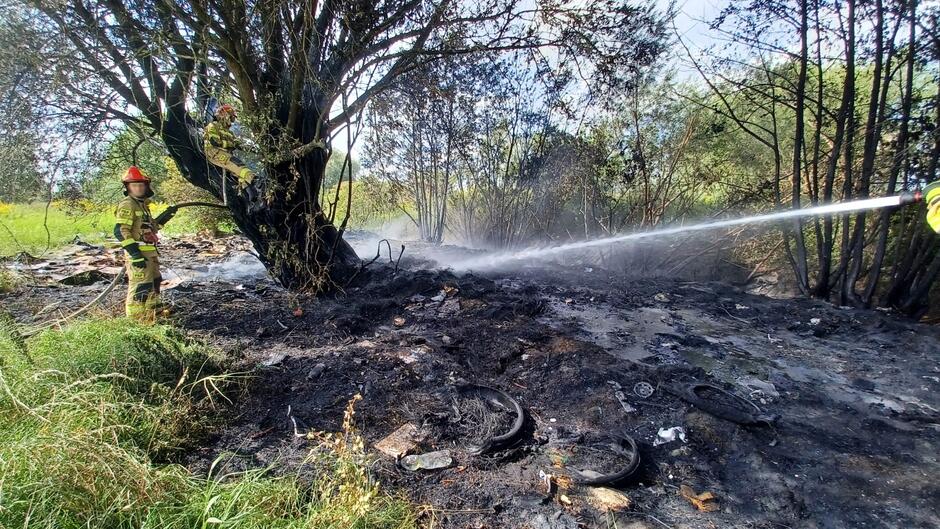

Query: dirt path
[[3, 235, 939, 528]]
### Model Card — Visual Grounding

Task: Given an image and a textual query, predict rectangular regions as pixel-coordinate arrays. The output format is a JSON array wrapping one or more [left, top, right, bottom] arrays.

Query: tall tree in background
[[17, 0, 669, 290], [0, 7, 57, 202], [686, 0, 940, 315], [363, 56, 483, 243]]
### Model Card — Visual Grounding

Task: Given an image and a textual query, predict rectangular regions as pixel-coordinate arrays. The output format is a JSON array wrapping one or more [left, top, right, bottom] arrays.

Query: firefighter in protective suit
[[204, 103, 260, 207], [114, 166, 175, 321], [926, 181, 940, 234]]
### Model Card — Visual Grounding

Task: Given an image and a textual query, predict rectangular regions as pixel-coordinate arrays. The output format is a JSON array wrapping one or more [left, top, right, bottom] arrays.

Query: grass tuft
[[0, 267, 23, 292]]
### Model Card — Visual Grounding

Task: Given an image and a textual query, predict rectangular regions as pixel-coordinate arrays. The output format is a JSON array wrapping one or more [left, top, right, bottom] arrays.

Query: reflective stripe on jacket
[[114, 197, 158, 251]]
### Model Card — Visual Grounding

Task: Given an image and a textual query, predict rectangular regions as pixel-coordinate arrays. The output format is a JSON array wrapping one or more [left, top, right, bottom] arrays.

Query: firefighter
[[114, 166, 168, 322], [204, 103, 260, 207], [926, 181, 940, 234]]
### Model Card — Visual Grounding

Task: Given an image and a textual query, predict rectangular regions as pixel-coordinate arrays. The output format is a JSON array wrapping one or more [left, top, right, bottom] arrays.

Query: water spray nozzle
[[897, 191, 922, 206]]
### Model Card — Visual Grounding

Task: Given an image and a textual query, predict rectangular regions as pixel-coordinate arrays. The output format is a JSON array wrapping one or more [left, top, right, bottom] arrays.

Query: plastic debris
[[633, 381, 655, 399], [261, 352, 287, 367], [375, 423, 418, 458], [737, 376, 780, 400], [679, 484, 719, 512], [614, 390, 637, 413], [607, 381, 636, 412], [400, 450, 452, 471], [393, 316, 406, 327], [654, 293, 669, 302], [653, 426, 687, 446]]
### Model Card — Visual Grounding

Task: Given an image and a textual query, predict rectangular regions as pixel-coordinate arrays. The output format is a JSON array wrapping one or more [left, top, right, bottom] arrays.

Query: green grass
[[0, 201, 114, 256], [0, 317, 417, 529], [0, 201, 237, 257], [0, 190, 403, 258]]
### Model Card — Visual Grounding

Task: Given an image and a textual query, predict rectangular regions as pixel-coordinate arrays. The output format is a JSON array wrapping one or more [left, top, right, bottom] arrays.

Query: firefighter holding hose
[[114, 166, 178, 322]]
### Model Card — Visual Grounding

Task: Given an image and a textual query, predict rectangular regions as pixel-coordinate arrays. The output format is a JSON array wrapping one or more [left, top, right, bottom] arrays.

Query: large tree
[[18, 0, 669, 290]]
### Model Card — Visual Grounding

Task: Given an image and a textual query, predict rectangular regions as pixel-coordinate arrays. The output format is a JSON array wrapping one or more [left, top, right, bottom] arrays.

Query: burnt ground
[[3, 235, 939, 528]]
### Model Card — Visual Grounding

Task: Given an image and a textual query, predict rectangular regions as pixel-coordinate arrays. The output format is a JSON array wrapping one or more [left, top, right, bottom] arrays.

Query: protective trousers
[[125, 251, 161, 322], [206, 146, 255, 190]]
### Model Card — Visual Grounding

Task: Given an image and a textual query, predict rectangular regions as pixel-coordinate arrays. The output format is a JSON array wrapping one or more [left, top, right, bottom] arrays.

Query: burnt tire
[[681, 383, 774, 426]]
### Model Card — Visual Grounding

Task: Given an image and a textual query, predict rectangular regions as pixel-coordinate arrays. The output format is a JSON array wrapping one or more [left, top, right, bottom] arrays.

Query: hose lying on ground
[[20, 268, 126, 337], [18, 202, 228, 336]]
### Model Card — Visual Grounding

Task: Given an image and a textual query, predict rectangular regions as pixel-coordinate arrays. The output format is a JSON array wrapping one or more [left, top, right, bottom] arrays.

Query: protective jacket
[[114, 196, 162, 321]]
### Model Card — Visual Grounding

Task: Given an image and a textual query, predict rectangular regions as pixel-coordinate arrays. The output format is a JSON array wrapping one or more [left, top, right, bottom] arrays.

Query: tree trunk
[[813, 0, 855, 300], [842, 0, 889, 305], [162, 104, 360, 291], [863, 0, 917, 306], [790, 0, 811, 296]]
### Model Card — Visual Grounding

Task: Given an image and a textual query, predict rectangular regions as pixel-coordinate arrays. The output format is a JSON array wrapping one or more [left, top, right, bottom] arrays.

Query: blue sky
[[667, 0, 727, 80]]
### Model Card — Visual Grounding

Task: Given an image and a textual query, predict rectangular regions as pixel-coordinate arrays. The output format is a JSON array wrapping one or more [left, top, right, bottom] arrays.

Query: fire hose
[[19, 201, 229, 337]]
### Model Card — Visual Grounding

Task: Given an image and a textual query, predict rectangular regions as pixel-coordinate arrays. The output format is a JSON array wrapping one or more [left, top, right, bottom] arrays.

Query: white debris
[[614, 390, 637, 413], [737, 376, 780, 399], [653, 426, 687, 446]]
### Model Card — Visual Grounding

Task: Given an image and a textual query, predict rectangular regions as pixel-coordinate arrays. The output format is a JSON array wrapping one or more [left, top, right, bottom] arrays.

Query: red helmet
[[121, 166, 151, 184], [216, 103, 237, 120]]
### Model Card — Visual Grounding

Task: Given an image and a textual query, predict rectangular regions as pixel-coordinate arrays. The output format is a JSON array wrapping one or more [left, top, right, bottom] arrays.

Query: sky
[[665, 0, 727, 80]]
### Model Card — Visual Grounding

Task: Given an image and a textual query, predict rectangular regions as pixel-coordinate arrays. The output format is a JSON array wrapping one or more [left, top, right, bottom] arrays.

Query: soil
[[3, 233, 939, 529]]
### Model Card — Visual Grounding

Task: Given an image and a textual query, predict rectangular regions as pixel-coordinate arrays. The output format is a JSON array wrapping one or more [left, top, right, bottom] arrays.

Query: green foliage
[[84, 130, 170, 204], [324, 179, 408, 230], [0, 9, 48, 204], [0, 131, 44, 202], [0, 318, 416, 529], [0, 199, 233, 257], [158, 158, 234, 236], [323, 150, 361, 189]]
